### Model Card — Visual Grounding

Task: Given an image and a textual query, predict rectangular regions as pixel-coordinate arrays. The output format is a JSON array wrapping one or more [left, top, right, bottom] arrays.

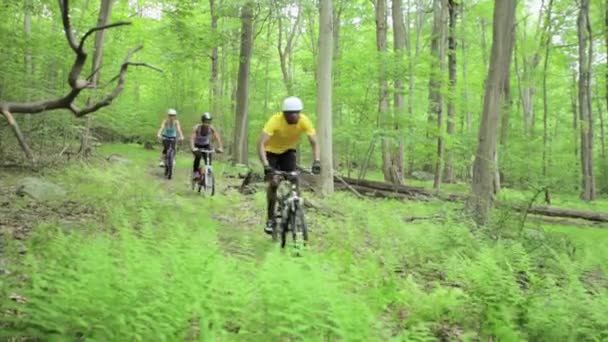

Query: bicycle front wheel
[[203, 169, 215, 196], [165, 150, 174, 179]]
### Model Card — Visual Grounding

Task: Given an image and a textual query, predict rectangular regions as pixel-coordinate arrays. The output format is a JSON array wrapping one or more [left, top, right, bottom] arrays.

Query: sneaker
[[264, 219, 274, 235]]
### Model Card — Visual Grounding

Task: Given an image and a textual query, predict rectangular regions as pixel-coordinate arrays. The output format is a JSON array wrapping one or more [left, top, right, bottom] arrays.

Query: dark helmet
[[201, 112, 212, 122]]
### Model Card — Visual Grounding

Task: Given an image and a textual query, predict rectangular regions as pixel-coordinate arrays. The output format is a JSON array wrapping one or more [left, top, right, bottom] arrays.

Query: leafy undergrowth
[[1, 145, 607, 341]]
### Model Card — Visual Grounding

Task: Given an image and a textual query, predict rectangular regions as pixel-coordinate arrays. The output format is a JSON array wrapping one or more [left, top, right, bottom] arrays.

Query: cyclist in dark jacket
[[189, 113, 224, 180]]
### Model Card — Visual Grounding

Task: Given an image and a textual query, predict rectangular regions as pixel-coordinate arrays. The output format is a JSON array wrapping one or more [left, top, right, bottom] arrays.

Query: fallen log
[[236, 170, 608, 224], [522, 206, 608, 223], [336, 176, 465, 202], [334, 178, 608, 223]]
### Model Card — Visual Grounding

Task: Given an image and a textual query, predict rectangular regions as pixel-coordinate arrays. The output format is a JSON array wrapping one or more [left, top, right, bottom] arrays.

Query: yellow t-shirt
[[263, 113, 316, 154]]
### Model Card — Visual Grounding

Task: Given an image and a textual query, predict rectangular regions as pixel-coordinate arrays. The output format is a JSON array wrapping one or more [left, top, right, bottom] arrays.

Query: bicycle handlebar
[[272, 167, 314, 177], [193, 148, 222, 154]]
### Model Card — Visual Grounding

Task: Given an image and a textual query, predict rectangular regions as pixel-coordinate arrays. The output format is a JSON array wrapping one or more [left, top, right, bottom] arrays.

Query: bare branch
[[60, 0, 79, 52], [78, 21, 132, 51], [86, 65, 104, 82], [125, 62, 164, 73], [71, 46, 161, 117], [0, 4, 155, 117], [1, 109, 35, 163]]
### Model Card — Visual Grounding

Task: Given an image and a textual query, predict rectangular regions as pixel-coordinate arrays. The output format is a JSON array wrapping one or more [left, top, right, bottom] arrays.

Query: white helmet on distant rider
[[281, 96, 303, 112], [167, 108, 177, 116]]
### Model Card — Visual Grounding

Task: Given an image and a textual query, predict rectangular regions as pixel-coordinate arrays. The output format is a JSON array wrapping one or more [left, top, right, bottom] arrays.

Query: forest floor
[[1, 144, 607, 340]]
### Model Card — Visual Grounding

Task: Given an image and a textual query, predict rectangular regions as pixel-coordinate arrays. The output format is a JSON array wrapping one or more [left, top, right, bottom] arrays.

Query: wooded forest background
[[0, 0, 606, 209]]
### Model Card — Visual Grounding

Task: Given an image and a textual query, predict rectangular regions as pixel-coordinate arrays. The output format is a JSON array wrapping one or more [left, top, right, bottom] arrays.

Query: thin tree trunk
[[444, 0, 457, 183], [470, 0, 517, 226], [578, 0, 595, 200], [233, 2, 254, 165], [390, 0, 406, 185], [374, 0, 392, 183], [24, 0, 33, 100], [276, 0, 302, 95], [461, 3, 470, 134], [210, 0, 221, 119], [406, 0, 420, 173], [572, 70, 579, 163], [427, 0, 443, 175], [432, 0, 448, 189], [316, 0, 334, 195], [80, 0, 114, 157], [597, 89, 607, 187], [332, 1, 342, 168], [541, 0, 554, 204], [333, 2, 342, 122]]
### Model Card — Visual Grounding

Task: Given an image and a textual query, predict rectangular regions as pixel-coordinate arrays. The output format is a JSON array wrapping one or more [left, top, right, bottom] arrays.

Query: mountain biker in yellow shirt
[[257, 96, 321, 234]]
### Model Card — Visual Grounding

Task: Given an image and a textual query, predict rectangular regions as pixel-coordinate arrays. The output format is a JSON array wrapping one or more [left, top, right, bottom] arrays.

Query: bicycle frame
[[275, 172, 303, 214], [191, 148, 216, 195], [196, 149, 214, 187], [163, 137, 177, 179], [273, 169, 311, 250]]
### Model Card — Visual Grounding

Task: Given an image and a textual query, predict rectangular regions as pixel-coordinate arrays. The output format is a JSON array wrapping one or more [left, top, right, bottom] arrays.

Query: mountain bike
[[191, 148, 218, 196], [162, 136, 177, 180], [271, 168, 313, 254]]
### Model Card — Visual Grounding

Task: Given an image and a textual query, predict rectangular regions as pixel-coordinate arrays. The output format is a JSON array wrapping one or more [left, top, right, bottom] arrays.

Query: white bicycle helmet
[[167, 108, 177, 116], [281, 96, 303, 112]]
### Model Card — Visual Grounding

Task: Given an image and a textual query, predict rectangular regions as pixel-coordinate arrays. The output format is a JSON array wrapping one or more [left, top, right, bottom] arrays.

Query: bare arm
[[258, 132, 272, 166], [308, 134, 320, 161], [211, 125, 224, 150], [176, 120, 185, 140], [156, 119, 166, 138], [189, 125, 198, 151]]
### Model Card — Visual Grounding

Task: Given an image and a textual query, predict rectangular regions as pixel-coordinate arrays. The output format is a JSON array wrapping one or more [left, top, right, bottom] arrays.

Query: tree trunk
[[374, 0, 393, 183], [389, 0, 406, 185], [79, 0, 114, 158], [406, 0, 421, 173], [443, 0, 457, 183], [541, 0, 554, 204], [209, 0, 221, 118], [24, 0, 33, 99], [470, 0, 517, 226], [276, 0, 302, 95], [332, 2, 342, 120], [597, 87, 607, 190], [461, 3, 470, 134], [316, 0, 334, 195], [233, 2, 254, 165], [431, 0, 448, 189], [578, 0, 595, 201], [572, 70, 579, 166]]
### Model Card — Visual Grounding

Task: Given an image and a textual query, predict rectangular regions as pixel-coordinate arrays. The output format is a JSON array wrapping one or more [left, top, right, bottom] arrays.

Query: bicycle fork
[[283, 191, 305, 250]]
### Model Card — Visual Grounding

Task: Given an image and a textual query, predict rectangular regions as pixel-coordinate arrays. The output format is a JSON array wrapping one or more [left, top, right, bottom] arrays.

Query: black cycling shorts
[[162, 137, 176, 154], [266, 149, 296, 172]]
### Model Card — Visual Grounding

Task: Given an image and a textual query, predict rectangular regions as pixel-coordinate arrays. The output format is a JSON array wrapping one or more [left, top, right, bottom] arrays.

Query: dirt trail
[[147, 161, 279, 261]]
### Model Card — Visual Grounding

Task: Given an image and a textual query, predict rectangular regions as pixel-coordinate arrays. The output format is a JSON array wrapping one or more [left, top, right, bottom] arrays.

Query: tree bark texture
[[470, 0, 517, 226], [444, 0, 457, 183], [578, 0, 595, 201], [316, 0, 334, 195], [233, 2, 254, 165]]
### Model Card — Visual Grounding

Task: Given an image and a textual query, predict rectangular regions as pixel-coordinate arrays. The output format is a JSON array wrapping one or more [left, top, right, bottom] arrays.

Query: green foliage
[[1, 144, 608, 340]]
